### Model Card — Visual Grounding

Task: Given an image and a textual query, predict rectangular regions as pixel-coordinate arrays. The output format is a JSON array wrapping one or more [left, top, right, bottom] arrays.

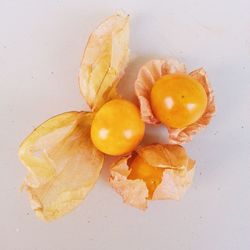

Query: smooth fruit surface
[[91, 99, 145, 156], [128, 155, 163, 199], [150, 74, 207, 128]]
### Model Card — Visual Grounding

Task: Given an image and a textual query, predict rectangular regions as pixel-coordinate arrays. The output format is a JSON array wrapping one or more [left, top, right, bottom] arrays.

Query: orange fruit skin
[[150, 74, 207, 128], [91, 99, 145, 156], [128, 156, 163, 199]]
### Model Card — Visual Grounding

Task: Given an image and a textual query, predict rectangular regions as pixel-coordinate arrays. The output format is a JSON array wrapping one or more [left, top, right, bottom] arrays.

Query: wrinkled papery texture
[[109, 144, 195, 210], [19, 112, 104, 221], [135, 59, 216, 144], [109, 156, 148, 210], [79, 12, 130, 111]]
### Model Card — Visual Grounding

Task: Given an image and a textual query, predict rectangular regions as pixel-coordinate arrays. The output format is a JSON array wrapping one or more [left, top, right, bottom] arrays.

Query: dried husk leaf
[[152, 154, 195, 200], [19, 112, 104, 221], [109, 156, 148, 210], [79, 12, 130, 111], [135, 59, 215, 144], [137, 144, 190, 171], [109, 144, 195, 209]]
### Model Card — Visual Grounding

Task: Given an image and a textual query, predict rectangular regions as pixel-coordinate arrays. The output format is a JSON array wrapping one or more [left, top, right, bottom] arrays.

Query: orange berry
[[150, 74, 207, 128], [128, 155, 163, 199], [91, 99, 145, 156]]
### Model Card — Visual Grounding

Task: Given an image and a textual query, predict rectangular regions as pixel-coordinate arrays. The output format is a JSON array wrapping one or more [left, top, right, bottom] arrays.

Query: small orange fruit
[[128, 155, 163, 199], [91, 99, 145, 156], [150, 74, 207, 128]]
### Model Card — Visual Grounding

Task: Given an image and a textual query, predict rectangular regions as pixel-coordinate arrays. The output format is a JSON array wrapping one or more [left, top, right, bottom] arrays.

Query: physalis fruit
[[150, 74, 207, 128], [91, 99, 145, 155]]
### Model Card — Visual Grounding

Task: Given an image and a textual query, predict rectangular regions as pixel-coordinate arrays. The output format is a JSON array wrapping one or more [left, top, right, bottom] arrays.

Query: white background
[[1, 0, 250, 249]]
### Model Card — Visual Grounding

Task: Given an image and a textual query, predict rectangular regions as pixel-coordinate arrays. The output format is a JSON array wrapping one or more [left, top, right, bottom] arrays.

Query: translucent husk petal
[[79, 12, 130, 111], [19, 112, 104, 221], [109, 156, 148, 210]]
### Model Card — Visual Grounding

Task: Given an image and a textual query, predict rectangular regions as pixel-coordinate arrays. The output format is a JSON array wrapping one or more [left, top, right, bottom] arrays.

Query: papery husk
[[19, 112, 104, 221], [137, 144, 190, 171], [79, 12, 130, 111], [152, 156, 195, 200], [135, 59, 215, 144], [109, 144, 195, 209], [109, 156, 148, 210]]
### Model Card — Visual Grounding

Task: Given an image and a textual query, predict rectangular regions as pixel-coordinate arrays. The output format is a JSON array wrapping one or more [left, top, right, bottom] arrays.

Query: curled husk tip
[[109, 144, 195, 210], [135, 59, 216, 144], [19, 112, 104, 221]]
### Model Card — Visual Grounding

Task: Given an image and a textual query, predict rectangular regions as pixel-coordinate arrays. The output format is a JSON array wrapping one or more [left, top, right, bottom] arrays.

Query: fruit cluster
[[19, 13, 215, 221]]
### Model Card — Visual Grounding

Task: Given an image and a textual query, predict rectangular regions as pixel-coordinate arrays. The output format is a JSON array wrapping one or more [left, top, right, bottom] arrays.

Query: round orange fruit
[[150, 74, 207, 128], [91, 99, 145, 156]]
